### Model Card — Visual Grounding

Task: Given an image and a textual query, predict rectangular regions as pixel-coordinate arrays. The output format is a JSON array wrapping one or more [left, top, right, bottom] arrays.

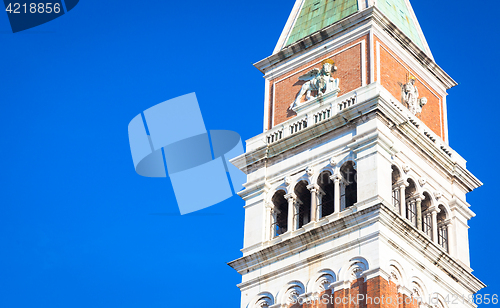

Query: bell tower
[[229, 1, 484, 308]]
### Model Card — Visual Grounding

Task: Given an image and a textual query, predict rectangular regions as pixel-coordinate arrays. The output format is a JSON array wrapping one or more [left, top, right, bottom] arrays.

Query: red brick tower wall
[[267, 35, 446, 140], [286, 276, 421, 308]]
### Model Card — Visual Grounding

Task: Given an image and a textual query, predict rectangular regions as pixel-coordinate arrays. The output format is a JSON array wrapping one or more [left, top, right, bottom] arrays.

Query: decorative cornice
[[229, 202, 485, 295], [378, 203, 485, 294], [253, 6, 456, 90], [232, 83, 481, 194]]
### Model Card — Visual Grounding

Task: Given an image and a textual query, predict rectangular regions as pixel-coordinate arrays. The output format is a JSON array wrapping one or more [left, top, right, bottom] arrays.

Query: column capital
[[305, 166, 314, 177], [428, 205, 441, 213], [330, 173, 347, 184], [394, 179, 409, 188], [307, 183, 319, 193], [284, 193, 297, 202], [307, 183, 325, 196], [438, 218, 452, 227]]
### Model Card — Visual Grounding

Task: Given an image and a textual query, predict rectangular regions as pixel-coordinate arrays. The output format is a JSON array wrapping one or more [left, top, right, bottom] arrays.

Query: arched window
[[421, 192, 432, 237], [437, 205, 449, 252], [271, 190, 288, 238], [391, 166, 402, 212], [405, 179, 417, 225], [340, 161, 357, 209], [317, 171, 334, 218], [294, 180, 311, 229]]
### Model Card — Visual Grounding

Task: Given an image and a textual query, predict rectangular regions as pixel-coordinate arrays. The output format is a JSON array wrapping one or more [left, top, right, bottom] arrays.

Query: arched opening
[[317, 171, 334, 218], [340, 161, 357, 209], [421, 192, 432, 237], [271, 190, 288, 238], [437, 205, 449, 252], [391, 166, 402, 212], [294, 180, 311, 229], [405, 179, 417, 225]]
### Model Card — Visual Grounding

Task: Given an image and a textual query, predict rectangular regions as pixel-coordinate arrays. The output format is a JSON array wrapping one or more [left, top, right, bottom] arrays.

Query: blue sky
[[0, 0, 497, 307]]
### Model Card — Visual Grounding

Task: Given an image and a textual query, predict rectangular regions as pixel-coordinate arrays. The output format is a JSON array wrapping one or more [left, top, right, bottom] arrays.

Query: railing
[[338, 95, 357, 111], [264, 93, 358, 145], [266, 126, 283, 144], [249, 84, 458, 163], [387, 94, 453, 159], [313, 107, 331, 124], [289, 117, 308, 135]]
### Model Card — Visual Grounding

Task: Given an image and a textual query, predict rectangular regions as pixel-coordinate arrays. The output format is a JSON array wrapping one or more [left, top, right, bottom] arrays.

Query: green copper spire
[[376, 0, 424, 50], [285, 0, 358, 47], [282, 0, 427, 55]]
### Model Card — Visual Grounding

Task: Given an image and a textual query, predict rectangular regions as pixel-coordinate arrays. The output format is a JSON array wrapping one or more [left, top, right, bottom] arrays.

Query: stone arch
[[421, 191, 434, 237], [405, 177, 419, 198], [340, 161, 357, 208], [289, 175, 311, 193], [317, 164, 335, 181], [277, 281, 305, 305], [409, 277, 429, 305], [248, 292, 274, 308], [391, 165, 404, 213], [340, 256, 369, 283], [437, 204, 450, 252], [307, 269, 336, 294], [294, 180, 312, 228], [392, 164, 403, 185], [270, 189, 288, 237], [437, 204, 449, 223], [267, 184, 288, 204], [388, 259, 407, 288], [405, 177, 419, 223], [333, 152, 356, 173], [431, 293, 449, 308], [317, 170, 334, 218]]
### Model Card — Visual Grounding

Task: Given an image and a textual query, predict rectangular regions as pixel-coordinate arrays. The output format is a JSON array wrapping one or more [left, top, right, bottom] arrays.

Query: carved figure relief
[[401, 76, 427, 115], [290, 59, 340, 109]]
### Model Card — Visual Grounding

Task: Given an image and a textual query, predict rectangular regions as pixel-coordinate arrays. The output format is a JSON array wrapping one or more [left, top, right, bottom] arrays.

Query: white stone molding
[[402, 164, 411, 174], [419, 178, 427, 187], [284, 176, 292, 186], [329, 157, 337, 167], [263, 181, 272, 194]]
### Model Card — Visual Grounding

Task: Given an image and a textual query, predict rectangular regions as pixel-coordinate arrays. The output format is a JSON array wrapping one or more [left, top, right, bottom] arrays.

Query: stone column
[[416, 198, 422, 231], [446, 221, 453, 255], [284, 193, 296, 232], [399, 184, 406, 218], [431, 209, 438, 242], [317, 193, 323, 220], [331, 174, 341, 214], [307, 184, 319, 222], [266, 203, 273, 240]]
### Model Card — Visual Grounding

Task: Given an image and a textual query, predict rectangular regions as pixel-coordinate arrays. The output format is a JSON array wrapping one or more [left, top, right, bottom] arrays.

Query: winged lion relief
[[289, 59, 340, 109]]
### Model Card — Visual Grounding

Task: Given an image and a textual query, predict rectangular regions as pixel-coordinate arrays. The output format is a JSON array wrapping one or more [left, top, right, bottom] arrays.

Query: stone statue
[[402, 77, 427, 115], [290, 59, 340, 109]]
